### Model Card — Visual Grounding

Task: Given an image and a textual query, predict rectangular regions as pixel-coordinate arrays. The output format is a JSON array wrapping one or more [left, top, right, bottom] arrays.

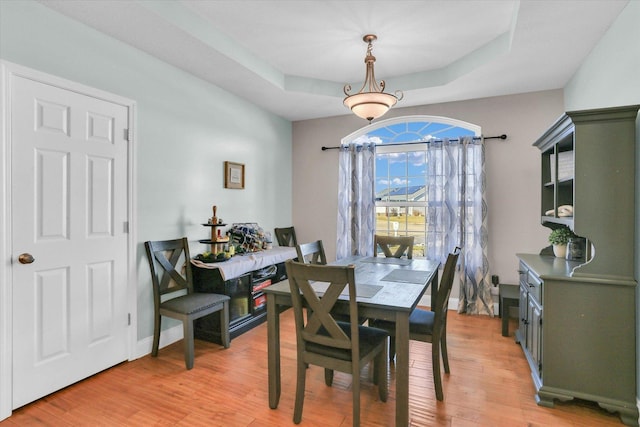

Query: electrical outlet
[[491, 275, 499, 286]]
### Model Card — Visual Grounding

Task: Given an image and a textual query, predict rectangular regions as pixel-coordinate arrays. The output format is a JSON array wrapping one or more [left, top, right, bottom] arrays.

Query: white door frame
[[0, 60, 138, 420]]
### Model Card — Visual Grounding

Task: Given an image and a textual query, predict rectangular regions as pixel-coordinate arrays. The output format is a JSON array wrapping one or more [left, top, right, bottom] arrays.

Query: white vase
[[553, 244, 567, 258]]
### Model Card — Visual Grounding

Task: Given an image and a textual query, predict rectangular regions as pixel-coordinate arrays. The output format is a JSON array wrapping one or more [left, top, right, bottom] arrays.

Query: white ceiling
[[38, 0, 629, 122]]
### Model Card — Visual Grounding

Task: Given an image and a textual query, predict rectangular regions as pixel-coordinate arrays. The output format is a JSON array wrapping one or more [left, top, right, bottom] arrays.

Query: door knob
[[18, 253, 35, 264]]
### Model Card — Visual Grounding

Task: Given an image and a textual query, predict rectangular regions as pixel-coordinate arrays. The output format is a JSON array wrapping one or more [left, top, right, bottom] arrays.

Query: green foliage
[[548, 226, 574, 245]]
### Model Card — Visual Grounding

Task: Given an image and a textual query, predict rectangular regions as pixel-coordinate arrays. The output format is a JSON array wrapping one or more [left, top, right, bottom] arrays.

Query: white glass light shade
[[343, 92, 399, 121]]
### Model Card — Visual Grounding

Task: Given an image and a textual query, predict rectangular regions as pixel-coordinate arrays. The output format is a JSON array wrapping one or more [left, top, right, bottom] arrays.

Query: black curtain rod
[[320, 134, 507, 151]]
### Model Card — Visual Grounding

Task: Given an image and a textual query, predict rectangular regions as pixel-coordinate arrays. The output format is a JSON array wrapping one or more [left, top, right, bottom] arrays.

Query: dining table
[[264, 255, 440, 427]]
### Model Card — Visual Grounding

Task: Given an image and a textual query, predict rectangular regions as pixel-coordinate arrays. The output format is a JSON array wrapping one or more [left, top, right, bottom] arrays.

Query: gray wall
[[564, 0, 640, 401], [0, 1, 293, 343]]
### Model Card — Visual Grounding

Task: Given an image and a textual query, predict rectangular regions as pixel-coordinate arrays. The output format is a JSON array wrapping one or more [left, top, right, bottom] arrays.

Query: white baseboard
[[132, 324, 183, 360]]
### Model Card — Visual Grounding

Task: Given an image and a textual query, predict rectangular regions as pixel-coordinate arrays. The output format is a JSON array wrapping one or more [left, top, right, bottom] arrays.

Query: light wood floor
[[2, 309, 627, 426]]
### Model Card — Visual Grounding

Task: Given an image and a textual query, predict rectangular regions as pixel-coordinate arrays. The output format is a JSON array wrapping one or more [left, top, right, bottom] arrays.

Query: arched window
[[337, 115, 491, 315], [341, 116, 481, 258]]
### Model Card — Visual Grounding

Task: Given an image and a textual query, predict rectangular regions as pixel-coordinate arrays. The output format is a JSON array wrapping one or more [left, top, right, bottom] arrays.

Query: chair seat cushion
[[371, 308, 435, 335], [408, 308, 435, 334], [160, 292, 229, 315], [306, 321, 388, 361]]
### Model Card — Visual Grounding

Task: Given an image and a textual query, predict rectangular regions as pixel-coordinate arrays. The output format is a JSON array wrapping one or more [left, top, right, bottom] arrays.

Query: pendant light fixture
[[343, 34, 403, 122]]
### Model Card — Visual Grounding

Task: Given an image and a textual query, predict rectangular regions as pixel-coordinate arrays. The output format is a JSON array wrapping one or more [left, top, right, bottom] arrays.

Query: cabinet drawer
[[526, 271, 542, 303], [518, 262, 528, 286]]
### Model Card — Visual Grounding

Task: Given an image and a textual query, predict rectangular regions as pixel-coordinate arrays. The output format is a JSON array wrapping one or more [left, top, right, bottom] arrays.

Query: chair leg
[[376, 349, 388, 402], [432, 339, 444, 401], [183, 319, 195, 370], [220, 301, 230, 349], [304, 309, 311, 369], [352, 368, 360, 426], [293, 359, 306, 424], [372, 359, 378, 385], [441, 331, 450, 374], [152, 314, 161, 357], [324, 368, 334, 386], [389, 336, 396, 361]]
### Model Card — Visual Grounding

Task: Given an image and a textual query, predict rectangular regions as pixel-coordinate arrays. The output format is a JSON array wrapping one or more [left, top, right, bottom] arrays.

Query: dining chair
[[296, 240, 366, 325], [144, 237, 230, 370], [285, 260, 389, 426], [295, 240, 327, 265], [371, 246, 460, 401], [374, 234, 414, 259], [274, 226, 298, 247]]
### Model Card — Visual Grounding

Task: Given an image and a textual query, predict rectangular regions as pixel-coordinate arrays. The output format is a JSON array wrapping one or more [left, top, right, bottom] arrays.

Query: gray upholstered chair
[[371, 247, 460, 401], [274, 226, 297, 247], [285, 260, 388, 425], [144, 237, 230, 369], [374, 234, 414, 259]]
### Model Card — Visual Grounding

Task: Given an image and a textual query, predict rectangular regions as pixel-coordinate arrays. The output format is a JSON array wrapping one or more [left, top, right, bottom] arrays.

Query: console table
[[191, 247, 296, 343]]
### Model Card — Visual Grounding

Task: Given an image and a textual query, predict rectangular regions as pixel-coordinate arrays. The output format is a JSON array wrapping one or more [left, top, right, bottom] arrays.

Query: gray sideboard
[[516, 254, 637, 426], [520, 105, 639, 427]]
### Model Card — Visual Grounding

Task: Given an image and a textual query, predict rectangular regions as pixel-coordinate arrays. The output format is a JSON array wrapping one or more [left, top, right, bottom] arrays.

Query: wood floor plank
[[1, 308, 626, 426]]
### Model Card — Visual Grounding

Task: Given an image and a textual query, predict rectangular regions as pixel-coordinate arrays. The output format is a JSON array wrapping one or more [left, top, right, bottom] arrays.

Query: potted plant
[[548, 226, 574, 258]]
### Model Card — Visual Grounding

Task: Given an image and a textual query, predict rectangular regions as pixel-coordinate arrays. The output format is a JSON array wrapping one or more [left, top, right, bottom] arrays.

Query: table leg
[[267, 294, 281, 409], [395, 312, 410, 427]]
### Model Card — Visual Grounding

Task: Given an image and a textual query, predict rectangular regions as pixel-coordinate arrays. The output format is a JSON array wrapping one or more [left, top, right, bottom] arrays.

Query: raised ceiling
[[38, 0, 629, 121]]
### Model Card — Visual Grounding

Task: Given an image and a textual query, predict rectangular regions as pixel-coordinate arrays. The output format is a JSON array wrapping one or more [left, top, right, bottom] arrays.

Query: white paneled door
[[10, 75, 129, 408]]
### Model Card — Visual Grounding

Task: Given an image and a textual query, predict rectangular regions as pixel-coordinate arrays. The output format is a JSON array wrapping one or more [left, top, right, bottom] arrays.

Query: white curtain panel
[[425, 136, 492, 316], [336, 142, 376, 259]]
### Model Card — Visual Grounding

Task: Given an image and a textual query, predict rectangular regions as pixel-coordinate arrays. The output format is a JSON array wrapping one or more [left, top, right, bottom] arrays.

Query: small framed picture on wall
[[224, 161, 245, 189]]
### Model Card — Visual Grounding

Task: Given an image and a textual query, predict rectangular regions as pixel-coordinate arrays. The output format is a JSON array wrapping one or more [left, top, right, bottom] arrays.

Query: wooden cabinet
[[192, 262, 288, 343], [516, 255, 637, 426], [538, 117, 574, 229], [518, 105, 639, 427], [517, 262, 542, 382], [534, 105, 639, 281]]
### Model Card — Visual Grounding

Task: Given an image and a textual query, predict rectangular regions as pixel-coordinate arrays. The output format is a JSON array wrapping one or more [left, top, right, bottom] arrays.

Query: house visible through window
[[349, 116, 480, 258]]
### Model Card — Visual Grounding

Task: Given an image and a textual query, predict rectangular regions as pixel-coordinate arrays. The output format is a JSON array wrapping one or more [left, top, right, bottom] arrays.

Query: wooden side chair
[[274, 226, 297, 247], [371, 247, 460, 401], [285, 260, 389, 425], [144, 237, 230, 370], [374, 234, 414, 259], [295, 240, 327, 265], [295, 240, 362, 324]]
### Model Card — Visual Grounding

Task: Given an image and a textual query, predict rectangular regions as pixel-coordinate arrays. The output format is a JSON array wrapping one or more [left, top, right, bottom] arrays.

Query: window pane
[[368, 117, 480, 258]]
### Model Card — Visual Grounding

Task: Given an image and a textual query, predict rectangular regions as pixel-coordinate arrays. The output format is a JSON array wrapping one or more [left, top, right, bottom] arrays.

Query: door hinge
[[128, 313, 131, 326], [123, 221, 129, 233], [124, 128, 130, 141]]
